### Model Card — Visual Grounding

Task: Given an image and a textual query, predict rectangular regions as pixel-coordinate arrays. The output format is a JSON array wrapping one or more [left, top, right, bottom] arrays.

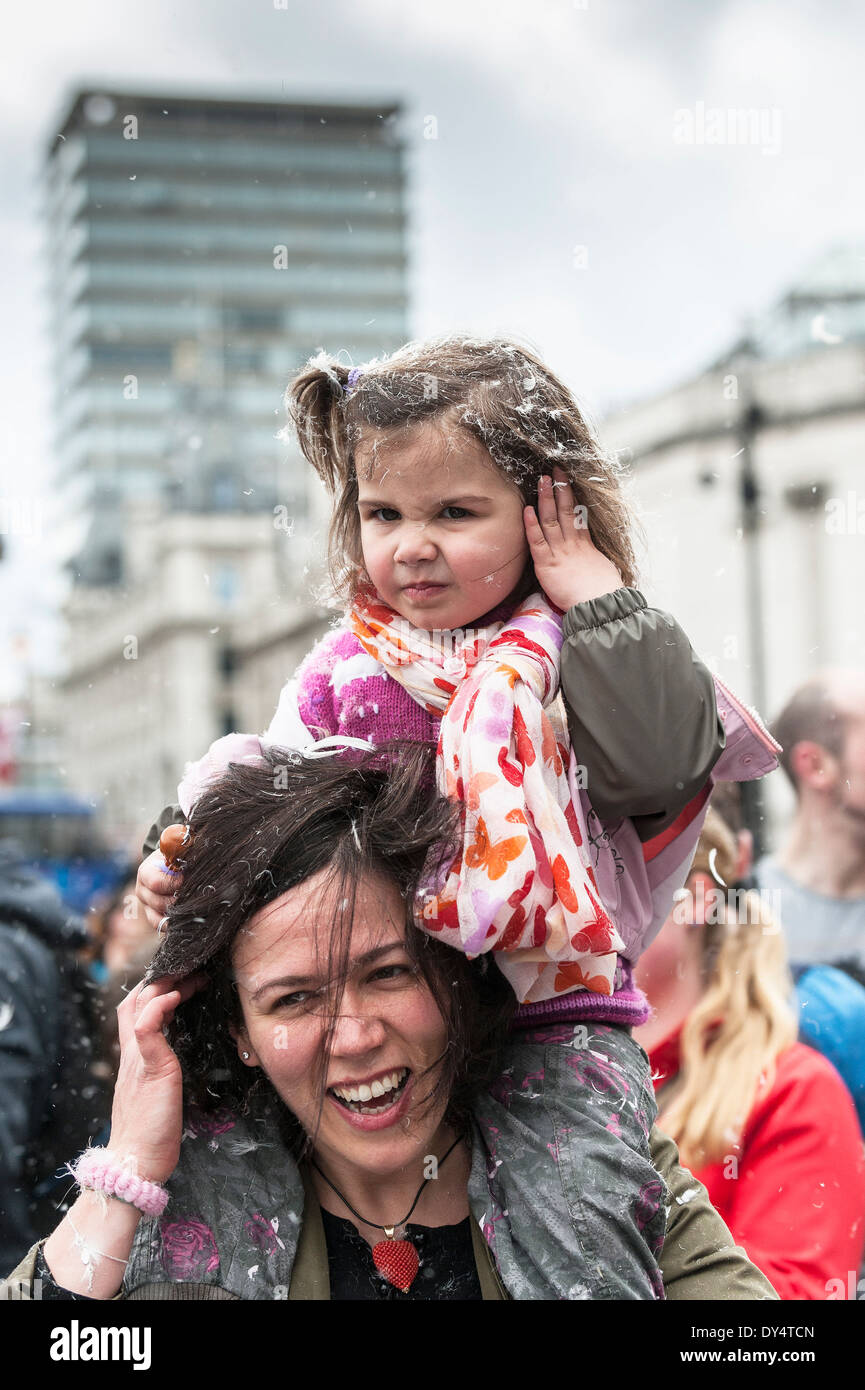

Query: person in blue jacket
[[792, 961, 865, 1134]]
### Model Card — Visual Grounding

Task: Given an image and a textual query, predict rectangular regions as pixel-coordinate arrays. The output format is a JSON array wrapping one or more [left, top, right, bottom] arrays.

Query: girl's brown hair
[[286, 335, 638, 606]]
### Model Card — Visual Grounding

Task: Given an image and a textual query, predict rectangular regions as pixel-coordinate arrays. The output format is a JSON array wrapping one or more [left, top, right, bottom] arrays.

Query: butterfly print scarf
[[348, 588, 625, 1005]]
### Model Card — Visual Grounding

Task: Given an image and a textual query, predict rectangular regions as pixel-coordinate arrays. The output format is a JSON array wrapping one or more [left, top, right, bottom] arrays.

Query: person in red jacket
[[635, 806, 865, 1301]]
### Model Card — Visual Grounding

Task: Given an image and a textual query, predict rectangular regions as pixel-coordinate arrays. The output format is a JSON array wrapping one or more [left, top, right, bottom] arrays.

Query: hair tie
[[68, 1148, 169, 1218], [344, 366, 364, 396]]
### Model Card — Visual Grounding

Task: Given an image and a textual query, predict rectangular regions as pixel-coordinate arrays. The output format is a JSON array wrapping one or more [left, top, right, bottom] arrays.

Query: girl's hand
[[136, 837, 184, 932], [524, 465, 623, 610], [107, 973, 206, 1183]]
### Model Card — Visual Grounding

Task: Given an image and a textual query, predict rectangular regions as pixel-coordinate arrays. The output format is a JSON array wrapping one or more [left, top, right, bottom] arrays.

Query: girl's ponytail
[[283, 333, 640, 605], [286, 354, 354, 494]]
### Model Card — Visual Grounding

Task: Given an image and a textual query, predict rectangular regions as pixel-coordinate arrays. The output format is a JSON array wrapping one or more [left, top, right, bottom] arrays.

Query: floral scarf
[[348, 588, 626, 1005]]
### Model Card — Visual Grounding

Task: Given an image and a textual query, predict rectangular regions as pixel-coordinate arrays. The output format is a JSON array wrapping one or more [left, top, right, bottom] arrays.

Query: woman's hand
[[108, 973, 206, 1183], [524, 465, 623, 610], [136, 836, 184, 932], [41, 971, 206, 1300]]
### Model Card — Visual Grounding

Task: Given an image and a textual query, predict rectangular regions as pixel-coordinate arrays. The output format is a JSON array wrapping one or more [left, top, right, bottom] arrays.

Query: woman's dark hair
[[148, 742, 514, 1154]]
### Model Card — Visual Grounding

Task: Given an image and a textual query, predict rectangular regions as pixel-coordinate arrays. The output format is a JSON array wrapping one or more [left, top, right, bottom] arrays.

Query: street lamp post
[[737, 390, 770, 863]]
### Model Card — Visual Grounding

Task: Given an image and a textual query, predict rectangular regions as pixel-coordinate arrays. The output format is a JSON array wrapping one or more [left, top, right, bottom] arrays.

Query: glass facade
[[43, 90, 409, 585], [714, 244, 865, 367]]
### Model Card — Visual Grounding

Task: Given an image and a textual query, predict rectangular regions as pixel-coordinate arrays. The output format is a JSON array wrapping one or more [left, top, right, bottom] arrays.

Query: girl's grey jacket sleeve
[[560, 587, 725, 841]]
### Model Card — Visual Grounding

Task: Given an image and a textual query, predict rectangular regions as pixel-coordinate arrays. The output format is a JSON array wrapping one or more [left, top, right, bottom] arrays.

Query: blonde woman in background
[[635, 807, 865, 1300]]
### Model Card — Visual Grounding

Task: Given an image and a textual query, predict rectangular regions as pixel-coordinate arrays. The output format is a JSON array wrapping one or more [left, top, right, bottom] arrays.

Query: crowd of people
[[0, 855, 156, 1273], [1, 336, 864, 1301]]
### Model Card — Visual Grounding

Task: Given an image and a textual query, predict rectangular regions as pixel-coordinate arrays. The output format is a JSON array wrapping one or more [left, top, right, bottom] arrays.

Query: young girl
[[139, 335, 780, 1299]]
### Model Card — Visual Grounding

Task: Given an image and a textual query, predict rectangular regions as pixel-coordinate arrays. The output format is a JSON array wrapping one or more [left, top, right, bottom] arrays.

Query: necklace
[[310, 1132, 465, 1293]]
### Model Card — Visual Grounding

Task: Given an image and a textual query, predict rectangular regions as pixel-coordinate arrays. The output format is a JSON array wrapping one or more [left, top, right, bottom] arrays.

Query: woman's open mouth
[[328, 1067, 411, 1117]]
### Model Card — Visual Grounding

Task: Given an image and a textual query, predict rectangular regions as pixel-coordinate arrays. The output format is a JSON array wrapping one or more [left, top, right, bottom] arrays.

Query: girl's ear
[[228, 1022, 260, 1068]]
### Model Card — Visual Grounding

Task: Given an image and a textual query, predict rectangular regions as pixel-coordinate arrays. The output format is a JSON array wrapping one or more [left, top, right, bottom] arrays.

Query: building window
[[214, 564, 239, 606]]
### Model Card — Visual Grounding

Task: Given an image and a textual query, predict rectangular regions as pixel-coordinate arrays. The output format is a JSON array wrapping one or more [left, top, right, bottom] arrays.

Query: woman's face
[[105, 882, 155, 971], [231, 869, 453, 1182]]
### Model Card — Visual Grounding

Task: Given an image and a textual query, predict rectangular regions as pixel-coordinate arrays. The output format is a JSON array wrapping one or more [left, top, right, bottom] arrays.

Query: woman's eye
[[275, 990, 318, 1009], [370, 964, 412, 984]]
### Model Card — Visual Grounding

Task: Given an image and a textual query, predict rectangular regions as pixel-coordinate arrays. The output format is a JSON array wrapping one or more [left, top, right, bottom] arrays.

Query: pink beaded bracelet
[[69, 1148, 170, 1218]]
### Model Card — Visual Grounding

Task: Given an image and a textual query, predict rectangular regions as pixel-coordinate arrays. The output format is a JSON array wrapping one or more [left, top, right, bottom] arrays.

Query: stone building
[[601, 244, 865, 830]]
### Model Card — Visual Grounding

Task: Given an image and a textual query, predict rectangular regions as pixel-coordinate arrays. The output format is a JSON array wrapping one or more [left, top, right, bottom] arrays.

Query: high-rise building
[[42, 90, 409, 843], [44, 89, 408, 585]]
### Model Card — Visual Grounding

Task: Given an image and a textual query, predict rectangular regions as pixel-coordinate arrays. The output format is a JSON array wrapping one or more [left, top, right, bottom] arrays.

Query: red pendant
[[372, 1237, 420, 1293]]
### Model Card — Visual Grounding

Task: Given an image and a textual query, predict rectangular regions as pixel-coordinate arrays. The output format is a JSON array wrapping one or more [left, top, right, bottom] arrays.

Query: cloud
[[3, 0, 865, 687]]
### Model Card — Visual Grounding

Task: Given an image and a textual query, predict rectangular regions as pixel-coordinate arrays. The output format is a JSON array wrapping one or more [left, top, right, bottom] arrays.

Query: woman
[[4, 748, 776, 1300], [635, 806, 865, 1301]]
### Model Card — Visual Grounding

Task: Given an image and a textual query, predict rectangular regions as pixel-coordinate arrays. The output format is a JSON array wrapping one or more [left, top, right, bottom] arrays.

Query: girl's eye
[[368, 507, 400, 522], [441, 506, 470, 519]]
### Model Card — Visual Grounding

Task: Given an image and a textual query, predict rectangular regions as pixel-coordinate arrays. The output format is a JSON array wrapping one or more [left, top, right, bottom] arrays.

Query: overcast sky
[[2, 0, 864, 698]]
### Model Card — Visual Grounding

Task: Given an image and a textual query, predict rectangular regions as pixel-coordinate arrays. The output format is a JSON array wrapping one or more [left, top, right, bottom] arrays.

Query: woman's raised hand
[[136, 829, 186, 931], [41, 972, 206, 1299], [108, 973, 206, 1183], [524, 465, 623, 610]]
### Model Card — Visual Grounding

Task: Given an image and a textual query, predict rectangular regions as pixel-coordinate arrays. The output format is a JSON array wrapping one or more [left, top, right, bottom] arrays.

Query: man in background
[[754, 669, 865, 985], [711, 774, 865, 1136]]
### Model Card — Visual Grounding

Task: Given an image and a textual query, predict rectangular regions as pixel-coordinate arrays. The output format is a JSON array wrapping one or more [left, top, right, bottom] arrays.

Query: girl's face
[[355, 422, 530, 630], [231, 869, 453, 1185]]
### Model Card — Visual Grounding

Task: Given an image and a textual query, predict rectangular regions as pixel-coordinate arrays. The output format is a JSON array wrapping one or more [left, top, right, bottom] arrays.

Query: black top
[[320, 1209, 482, 1300], [33, 1212, 483, 1301]]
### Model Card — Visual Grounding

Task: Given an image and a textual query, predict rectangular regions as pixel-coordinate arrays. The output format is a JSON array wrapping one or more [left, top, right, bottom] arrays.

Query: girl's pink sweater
[[289, 607, 649, 1030]]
